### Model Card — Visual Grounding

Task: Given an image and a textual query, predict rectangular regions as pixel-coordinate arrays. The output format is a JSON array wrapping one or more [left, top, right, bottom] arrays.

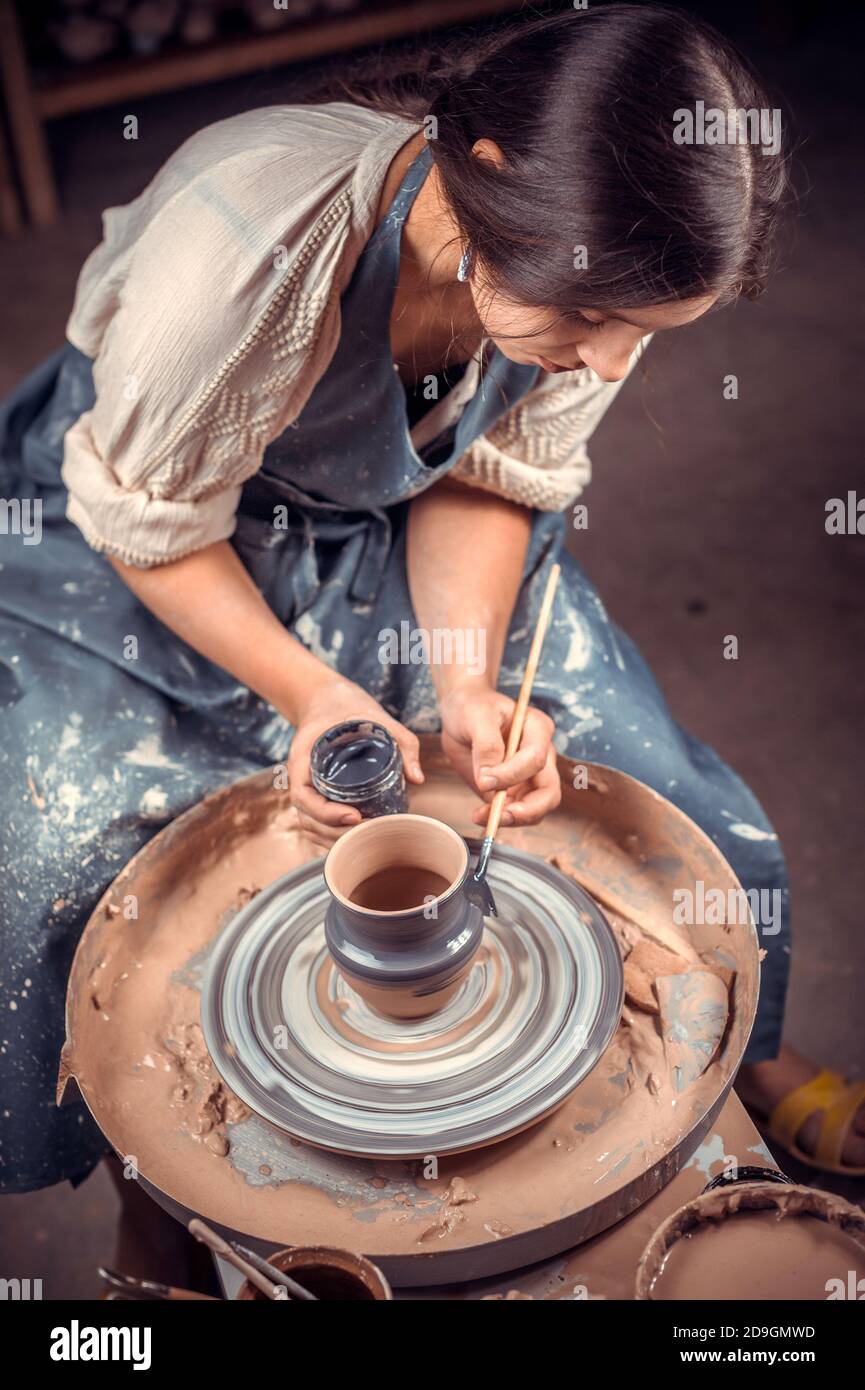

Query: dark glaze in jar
[[310, 719, 407, 818]]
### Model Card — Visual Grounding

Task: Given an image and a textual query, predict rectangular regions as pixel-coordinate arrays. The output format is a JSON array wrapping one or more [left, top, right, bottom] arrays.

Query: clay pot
[[235, 1246, 392, 1301], [323, 814, 484, 1019]]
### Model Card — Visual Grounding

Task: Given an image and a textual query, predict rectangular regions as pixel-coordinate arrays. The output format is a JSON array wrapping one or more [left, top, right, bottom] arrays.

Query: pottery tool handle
[[163, 1286, 220, 1301], [189, 1218, 289, 1301], [98, 1266, 219, 1301], [485, 563, 560, 843]]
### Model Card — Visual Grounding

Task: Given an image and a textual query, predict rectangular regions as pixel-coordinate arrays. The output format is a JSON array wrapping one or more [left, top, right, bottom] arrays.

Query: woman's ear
[[471, 138, 507, 171]]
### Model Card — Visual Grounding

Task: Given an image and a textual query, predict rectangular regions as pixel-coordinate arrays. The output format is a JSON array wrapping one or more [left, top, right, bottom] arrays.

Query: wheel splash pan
[[59, 745, 759, 1286]]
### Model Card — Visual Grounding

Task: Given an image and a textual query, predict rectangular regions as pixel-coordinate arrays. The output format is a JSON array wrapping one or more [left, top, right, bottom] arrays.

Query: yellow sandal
[[767, 1068, 865, 1176]]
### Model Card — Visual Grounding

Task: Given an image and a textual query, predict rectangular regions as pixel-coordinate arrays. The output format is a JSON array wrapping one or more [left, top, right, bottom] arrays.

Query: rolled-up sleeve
[[61, 131, 353, 567], [63, 411, 243, 565], [450, 340, 651, 511]]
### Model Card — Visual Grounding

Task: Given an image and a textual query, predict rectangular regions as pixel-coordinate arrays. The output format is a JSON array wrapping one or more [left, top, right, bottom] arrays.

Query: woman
[[1, 4, 863, 1196]]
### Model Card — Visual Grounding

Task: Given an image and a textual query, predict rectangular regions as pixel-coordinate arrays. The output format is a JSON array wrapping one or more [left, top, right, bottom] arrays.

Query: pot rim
[[323, 812, 470, 918], [235, 1244, 393, 1301]]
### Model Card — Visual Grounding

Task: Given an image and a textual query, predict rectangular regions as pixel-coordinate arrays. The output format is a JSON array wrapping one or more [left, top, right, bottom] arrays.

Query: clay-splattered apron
[[0, 147, 789, 1192]]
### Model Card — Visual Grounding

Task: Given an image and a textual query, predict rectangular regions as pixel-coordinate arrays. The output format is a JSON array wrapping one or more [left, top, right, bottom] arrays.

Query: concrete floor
[[1, 4, 863, 1297]]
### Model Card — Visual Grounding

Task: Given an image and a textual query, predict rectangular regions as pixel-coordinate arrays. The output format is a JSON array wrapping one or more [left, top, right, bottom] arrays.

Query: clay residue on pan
[[417, 1177, 478, 1243], [656, 971, 729, 1092], [163, 1019, 249, 1158], [61, 749, 758, 1262], [622, 939, 734, 1015], [678, 1181, 865, 1229]]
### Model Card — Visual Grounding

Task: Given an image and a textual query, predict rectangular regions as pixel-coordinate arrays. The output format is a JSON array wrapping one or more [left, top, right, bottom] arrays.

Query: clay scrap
[[621, 934, 734, 1091], [623, 939, 735, 1015], [656, 970, 730, 1092]]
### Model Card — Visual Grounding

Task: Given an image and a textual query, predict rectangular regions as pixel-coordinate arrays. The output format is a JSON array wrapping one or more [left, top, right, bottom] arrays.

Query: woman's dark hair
[[335, 4, 790, 314]]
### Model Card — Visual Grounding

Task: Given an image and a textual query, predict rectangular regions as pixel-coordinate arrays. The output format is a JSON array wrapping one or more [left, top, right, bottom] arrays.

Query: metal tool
[[230, 1240, 318, 1301], [189, 1218, 316, 1300]]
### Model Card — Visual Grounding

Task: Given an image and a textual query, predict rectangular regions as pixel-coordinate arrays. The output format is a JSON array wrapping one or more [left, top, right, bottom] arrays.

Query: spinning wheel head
[[201, 838, 624, 1159]]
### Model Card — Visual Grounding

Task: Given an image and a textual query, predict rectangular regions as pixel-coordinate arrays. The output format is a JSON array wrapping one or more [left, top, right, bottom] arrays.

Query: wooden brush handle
[[484, 563, 561, 844]]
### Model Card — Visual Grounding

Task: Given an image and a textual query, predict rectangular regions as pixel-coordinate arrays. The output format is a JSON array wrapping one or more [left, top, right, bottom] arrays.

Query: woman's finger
[[501, 751, 562, 825], [473, 776, 532, 808], [294, 811, 345, 846], [465, 703, 507, 791], [389, 722, 424, 783], [291, 777, 362, 828], [471, 778, 535, 825], [482, 740, 547, 791], [471, 801, 515, 828], [478, 705, 553, 791]]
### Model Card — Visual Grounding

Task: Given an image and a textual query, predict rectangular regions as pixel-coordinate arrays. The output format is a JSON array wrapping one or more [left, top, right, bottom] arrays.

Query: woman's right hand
[[285, 674, 424, 844], [108, 542, 421, 844]]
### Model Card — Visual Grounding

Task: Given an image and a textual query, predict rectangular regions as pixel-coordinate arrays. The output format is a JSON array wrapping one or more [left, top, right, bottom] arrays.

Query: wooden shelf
[[34, 0, 522, 119], [0, 0, 521, 228]]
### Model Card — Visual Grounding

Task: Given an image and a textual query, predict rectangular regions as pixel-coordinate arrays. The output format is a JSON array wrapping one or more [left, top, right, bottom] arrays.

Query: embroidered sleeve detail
[[450, 351, 646, 510], [450, 434, 592, 511], [143, 191, 351, 501]]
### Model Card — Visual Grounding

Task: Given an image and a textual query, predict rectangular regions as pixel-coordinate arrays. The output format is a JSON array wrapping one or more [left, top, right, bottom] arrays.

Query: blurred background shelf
[[0, 0, 521, 230]]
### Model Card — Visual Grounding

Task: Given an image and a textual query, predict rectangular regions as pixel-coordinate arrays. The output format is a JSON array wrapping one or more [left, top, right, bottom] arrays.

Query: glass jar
[[310, 720, 408, 819]]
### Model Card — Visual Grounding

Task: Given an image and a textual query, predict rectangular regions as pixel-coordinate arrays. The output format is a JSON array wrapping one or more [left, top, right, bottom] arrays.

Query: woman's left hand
[[438, 678, 561, 828]]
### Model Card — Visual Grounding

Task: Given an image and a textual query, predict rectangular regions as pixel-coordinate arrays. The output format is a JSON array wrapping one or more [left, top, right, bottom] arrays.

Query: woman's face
[[457, 143, 718, 382], [468, 283, 719, 382]]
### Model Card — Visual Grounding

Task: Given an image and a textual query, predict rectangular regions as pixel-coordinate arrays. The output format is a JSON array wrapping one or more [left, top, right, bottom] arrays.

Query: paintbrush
[[472, 562, 561, 917], [230, 1240, 318, 1302], [188, 1218, 315, 1301]]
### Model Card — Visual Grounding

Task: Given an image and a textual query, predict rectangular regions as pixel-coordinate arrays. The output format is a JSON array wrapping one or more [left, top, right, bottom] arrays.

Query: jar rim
[[310, 720, 402, 797]]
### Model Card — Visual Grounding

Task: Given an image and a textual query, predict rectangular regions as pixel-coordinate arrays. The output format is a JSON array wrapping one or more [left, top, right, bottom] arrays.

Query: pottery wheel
[[201, 842, 624, 1158], [61, 749, 759, 1284]]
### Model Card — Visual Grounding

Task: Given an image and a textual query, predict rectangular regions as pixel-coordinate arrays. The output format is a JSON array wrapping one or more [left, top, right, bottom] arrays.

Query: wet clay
[[60, 745, 759, 1280], [638, 1182, 865, 1302], [351, 867, 450, 913], [652, 1208, 864, 1300]]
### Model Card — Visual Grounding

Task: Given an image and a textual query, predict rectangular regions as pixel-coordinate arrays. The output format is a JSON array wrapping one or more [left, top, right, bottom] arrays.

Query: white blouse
[[62, 102, 642, 567]]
